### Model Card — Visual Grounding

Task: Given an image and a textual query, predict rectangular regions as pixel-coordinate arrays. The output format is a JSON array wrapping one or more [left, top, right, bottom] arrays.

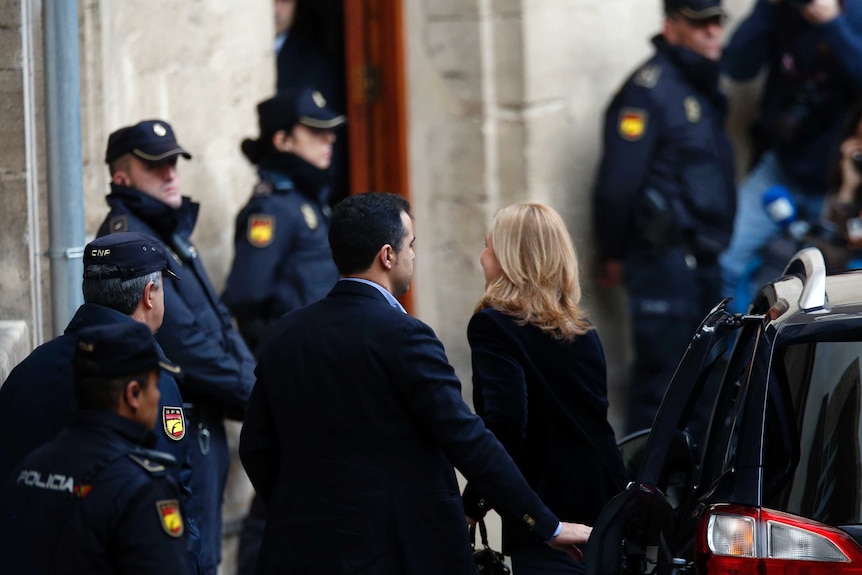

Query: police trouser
[[623, 246, 721, 434], [185, 411, 230, 575]]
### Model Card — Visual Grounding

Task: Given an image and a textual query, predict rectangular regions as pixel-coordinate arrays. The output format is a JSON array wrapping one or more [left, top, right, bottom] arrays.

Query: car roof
[[759, 251, 862, 330]]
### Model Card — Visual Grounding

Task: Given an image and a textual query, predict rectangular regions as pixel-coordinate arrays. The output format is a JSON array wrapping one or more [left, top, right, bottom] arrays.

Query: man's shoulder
[[616, 52, 679, 102], [3, 335, 73, 388]]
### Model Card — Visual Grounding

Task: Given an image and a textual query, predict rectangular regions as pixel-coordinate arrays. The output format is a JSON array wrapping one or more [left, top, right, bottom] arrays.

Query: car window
[[697, 323, 760, 492], [764, 340, 862, 524]]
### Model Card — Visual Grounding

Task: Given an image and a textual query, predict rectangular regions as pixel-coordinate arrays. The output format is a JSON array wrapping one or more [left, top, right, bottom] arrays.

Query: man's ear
[[142, 281, 156, 311], [112, 170, 132, 187], [125, 380, 142, 409], [380, 245, 395, 269]]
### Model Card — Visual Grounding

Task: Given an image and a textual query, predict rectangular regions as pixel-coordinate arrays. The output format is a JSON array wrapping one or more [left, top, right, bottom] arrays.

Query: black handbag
[[470, 518, 510, 575]]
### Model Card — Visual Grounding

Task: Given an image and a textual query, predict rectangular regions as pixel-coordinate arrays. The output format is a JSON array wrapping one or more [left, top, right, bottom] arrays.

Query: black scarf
[[258, 152, 331, 200]]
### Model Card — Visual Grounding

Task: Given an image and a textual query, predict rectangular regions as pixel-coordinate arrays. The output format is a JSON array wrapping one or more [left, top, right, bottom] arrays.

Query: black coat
[[97, 184, 255, 412], [0, 411, 191, 574], [462, 308, 627, 555], [240, 280, 560, 574]]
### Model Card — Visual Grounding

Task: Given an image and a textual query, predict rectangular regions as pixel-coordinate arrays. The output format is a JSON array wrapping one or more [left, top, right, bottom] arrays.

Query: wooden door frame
[[344, 0, 413, 311]]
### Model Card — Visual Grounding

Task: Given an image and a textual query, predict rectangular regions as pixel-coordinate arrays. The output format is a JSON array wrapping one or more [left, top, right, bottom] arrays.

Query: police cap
[[257, 87, 346, 137], [74, 322, 178, 379], [83, 232, 180, 281], [105, 119, 192, 165], [664, 0, 725, 19]]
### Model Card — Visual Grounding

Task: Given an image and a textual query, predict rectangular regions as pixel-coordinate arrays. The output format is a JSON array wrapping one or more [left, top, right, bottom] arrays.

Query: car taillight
[[697, 505, 862, 574]]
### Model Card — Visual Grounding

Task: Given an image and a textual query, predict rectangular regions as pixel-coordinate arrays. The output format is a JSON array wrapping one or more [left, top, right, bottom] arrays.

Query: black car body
[[589, 248, 862, 575]]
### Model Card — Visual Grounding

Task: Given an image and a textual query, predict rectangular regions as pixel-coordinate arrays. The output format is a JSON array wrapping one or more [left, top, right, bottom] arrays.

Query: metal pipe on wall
[[43, 0, 85, 336]]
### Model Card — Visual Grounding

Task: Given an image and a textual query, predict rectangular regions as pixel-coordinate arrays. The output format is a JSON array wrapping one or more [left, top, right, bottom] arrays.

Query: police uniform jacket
[[723, 0, 862, 189], [97, 183, 256, 415], [0, 411, 191, 574], [223, 162, 339, 347], [461, 308, 627, 556], [240, 280, 562, 574], [593, 36, 736, 263]]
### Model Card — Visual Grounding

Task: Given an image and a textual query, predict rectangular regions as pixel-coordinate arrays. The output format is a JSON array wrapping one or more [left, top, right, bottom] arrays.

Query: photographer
[[817, 99, 862, 269], [719, 0, 862, 309]]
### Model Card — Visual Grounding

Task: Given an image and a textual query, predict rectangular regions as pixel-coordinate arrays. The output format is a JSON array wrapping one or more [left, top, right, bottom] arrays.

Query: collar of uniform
[[65, 303, 132, 336], [257, 168, 296, 192], [652, 34, 723, 99], [71, 410, 157, 448], [108, 182, 199, 238]]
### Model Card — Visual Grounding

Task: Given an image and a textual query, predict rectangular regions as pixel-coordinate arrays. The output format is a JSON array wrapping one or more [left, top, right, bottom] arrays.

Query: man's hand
[[595, 259, 624, 289], [548, 521, 592, 562], [801, 0, 841, 25], [465, 515, 476, 528]]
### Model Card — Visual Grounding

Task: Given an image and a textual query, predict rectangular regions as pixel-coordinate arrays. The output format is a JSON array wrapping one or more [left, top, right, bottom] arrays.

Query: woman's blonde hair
[[475, 202, 592, 341]]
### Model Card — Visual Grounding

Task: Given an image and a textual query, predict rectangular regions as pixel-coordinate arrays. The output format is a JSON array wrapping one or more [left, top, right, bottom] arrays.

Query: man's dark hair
[[81, 271, 161, 316], [329, 192, 411, 275], [74, 370, 153, 412]]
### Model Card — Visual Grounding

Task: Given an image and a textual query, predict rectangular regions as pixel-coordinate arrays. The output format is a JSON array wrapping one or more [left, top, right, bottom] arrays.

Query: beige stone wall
[[0, 0, 48, 347]]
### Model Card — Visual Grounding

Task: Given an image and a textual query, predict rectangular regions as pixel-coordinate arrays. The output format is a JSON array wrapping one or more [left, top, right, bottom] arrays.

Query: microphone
[[762, 184, 808, 242], [762, 185, 842, 245]]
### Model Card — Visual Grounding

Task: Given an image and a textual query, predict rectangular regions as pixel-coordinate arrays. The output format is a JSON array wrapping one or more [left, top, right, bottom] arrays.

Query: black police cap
[[257, 87, 346, 137], [664, 0, 725, 19], [105, 119, 192, 165], [83, 232, 180, 281], [74, 322, 180, 380]]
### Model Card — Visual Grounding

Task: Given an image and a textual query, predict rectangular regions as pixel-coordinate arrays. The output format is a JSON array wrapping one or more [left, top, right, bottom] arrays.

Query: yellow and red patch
[[618, 108, 648, 141], [162, 406, 185, 441], [248, 214, 275, 248], [156, 499, 184, 538]]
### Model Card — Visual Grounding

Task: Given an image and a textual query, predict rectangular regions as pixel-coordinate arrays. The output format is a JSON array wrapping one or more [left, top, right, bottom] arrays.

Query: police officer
[[97, 120, 256, 575], [224, 88, 342, 575], [592, 0, 736, 434], [0, 322, 191, 574], [0, 232, 201, 572], [224, 88, 342, 354]]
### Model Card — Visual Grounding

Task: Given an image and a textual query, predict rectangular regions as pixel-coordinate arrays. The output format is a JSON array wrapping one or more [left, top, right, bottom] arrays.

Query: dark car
[[589, 248, 862, 575]]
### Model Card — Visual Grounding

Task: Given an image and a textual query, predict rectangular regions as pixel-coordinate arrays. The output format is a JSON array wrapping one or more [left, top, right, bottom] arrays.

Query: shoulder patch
[[618, 108, 649, 141], [301, 203, 319, 231], [248, 214, 275, 247], [128, 453, 166, 473], [633, 64, 662, 89], [109, 215, 128, 233], [162, 406, 186, 441], [156, 499, 184, 538], [252, 181, 273, 197]]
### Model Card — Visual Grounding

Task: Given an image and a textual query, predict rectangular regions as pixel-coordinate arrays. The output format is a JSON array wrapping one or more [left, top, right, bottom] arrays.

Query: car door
[[587, 303, 763, 575]]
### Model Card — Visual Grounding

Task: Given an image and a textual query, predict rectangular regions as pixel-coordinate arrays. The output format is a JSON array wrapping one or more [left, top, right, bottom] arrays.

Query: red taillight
[[697, 505, 862, 574]]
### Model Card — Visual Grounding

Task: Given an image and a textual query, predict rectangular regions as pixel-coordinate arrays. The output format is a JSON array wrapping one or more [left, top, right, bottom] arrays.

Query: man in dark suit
[[239, 192, 591, 574]]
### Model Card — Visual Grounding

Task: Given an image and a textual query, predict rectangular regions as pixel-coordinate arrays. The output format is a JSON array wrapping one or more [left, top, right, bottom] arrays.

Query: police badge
[[301, 203, 319, 230], [162, 406, 185, 441], [156, 499, 184, 537]]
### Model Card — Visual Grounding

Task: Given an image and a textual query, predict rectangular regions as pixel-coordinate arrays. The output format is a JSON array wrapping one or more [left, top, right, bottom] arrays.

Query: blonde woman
[[462, 203, 627, 574]]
